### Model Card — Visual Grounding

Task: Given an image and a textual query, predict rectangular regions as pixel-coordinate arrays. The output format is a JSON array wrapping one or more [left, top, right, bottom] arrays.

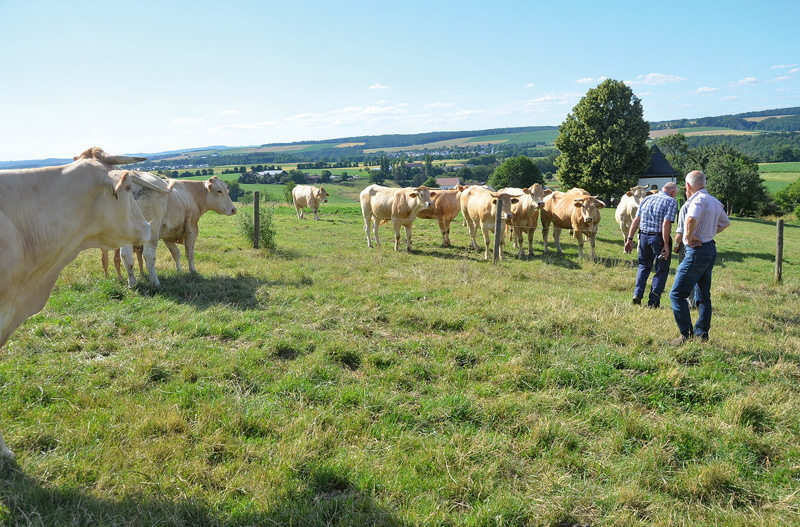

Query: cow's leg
[[553, 228, 563, 256], [114, 248, 125, 281], [313, 208, 320, 221], [143, 239, 160, 287], [541, 220, 550, 254], [373, 216, 381, 247], [392, 220, 403, 252], [184, 230, 199, 274], [589, 232, 597, 260], [295, 204, 303, 219], [0, 431, 12, 459], [576, 232, 585, 259], [438, 218, 448, 247], [481, 224, 492, 260], [362, 210, 373, 248], [101, 249, 109, 278], [120, 244, 138, 288], [465, 215, 478, 251], [404, 224, 413, 252], [527, 228, 536, 256], [164, 241, 183, 273]]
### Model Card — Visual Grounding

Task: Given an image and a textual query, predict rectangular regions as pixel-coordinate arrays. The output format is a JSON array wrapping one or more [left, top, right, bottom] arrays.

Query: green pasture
[[1, 199, 799, 526], [759, 162, 800, 173], [758, 163, 799, 195], [467, 130, 559, 145]]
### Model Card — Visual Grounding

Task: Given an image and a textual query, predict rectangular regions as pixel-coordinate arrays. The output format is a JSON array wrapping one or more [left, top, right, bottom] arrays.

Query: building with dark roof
[[638, 144, 679, 190]]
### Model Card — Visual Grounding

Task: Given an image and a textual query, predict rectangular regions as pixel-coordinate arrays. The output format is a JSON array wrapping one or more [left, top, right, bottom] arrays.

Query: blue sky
[[1, 0, 798, 161]]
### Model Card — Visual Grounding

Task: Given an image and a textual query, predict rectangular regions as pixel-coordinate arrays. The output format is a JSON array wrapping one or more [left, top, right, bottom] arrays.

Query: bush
[[239, 201, 277, 251]]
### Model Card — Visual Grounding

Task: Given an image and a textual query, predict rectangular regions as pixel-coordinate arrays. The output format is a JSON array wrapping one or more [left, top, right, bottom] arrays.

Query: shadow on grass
[[0, 457, 406, 527], [132, 273, 262, 310]]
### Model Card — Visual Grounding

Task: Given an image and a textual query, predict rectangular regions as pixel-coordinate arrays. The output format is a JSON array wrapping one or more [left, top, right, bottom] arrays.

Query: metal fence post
[[776, 219, 784, 283]]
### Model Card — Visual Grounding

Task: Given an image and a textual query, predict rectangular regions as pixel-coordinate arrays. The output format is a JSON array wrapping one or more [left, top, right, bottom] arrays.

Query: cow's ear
[[204, 179, 213, 191], [319, 187, 325, 193], [429, 191, 436, 197], [511, 198, 519, 204], [626, 191, 633, 197], [596, 200, 606, 209], [524, 187, 531, 194], [544, 189, 553, 196], [409, 192, 417, 198], [492, 198, 498, 205], [573, 200, 584, 208], [112, 170, 132, 199]]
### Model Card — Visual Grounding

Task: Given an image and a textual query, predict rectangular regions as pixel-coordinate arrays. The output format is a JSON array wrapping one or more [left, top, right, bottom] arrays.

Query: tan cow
[[1, 147, 157, 458], [360, 184, 435, 251], [460, 186, 520, 260], [540, 188, 606, 259], [125, 176, 237, 277], [499, 183, 552, 258], [292, 184, 329, 220], [415, 184, 466, 247], [614, 185, 649, 243]]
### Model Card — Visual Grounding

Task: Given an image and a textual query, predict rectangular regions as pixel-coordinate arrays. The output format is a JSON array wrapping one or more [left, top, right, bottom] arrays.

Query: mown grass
[[1, 199, 799, 526]]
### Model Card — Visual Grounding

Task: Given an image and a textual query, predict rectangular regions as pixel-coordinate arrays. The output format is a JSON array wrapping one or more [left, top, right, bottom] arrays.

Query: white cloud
[[770, 76, 790, 83], [369, 84, 390, 90], [425, 102, 455, 108], [207, 121, 278, 133], [730, 77, 758, 87], [719, 96, 739, 101], [690, 87, 719, 95], [220, 110, 241, 115], [526, 83, 535, 88], [771, 64, 798, 69], [172, 117, 203, 126], [575, 76, 607, 85], [789, 68, 800, 75], [626, 73, 686, 86]]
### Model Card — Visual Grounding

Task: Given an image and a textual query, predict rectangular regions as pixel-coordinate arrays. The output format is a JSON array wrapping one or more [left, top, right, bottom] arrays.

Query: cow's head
[[573, 195, 606, 224], [204, 176, 237, 216], [625, 184, 649, 202], [96, 170, 152, 248], [316, 187, 329, 203], [410, 186, 436, 209], [491, 192, 520, 220], [525, 183, 552, 208]]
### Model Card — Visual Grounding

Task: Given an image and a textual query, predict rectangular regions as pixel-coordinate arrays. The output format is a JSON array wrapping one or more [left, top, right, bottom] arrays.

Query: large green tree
[[701, 146, 768, 216], [655, 132, 690, 177], [488, 156, 543, 189], [555, 79, 651, 202]]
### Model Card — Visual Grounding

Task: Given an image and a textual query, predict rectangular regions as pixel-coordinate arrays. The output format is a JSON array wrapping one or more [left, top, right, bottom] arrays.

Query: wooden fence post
[[493, 199, 503, 263], [775, 219, 784, 283], [253, 191, 260, 249]]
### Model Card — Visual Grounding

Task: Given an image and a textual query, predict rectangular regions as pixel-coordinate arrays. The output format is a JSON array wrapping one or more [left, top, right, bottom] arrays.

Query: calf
[[614, 185, 649, 244], [460, 186, 520, 260], [360, 185, 435, 251], [540, 188, 606, 259], [415, 184, 466, 247]]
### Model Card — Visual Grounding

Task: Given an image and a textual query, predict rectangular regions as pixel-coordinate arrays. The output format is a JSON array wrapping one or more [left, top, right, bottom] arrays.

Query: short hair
[[685, 171, 706, 189], [662, 182, 678, 193]]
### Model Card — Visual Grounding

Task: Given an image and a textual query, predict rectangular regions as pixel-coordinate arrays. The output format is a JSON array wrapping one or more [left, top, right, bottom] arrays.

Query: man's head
[[685, 171, 706, 192], [662, 182, 678, 198]]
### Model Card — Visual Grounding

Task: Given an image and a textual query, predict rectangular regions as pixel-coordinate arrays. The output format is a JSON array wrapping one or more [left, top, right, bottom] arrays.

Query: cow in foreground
[[0, 147, 157, 458], [460, 186, 520, 260], [121, 176, 237, 281], [540, 188, 606, 259], [360, 185, 435, 251], [415, 184, 466, 247], [614, 185, 649, 244], [499, 183, 552, 258], [292, 184, 329, 220]]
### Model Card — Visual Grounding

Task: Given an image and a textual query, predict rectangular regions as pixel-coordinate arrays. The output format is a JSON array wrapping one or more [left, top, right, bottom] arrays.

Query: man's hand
[[674, 238, 683, 254], [687, 233, 701, 248], [624, 239, 633, 254]]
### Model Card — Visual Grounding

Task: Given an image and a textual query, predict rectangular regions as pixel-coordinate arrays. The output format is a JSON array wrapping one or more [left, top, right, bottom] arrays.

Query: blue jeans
[[635, 233, 671, 307], [669, 242, 716, 337]]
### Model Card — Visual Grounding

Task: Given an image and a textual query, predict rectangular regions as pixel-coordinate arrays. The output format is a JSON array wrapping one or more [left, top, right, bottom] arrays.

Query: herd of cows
[[0, 148, 654, 458]]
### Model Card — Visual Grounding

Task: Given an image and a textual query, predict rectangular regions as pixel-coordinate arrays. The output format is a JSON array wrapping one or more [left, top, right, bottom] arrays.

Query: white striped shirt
[[683, 189, 730, 244]]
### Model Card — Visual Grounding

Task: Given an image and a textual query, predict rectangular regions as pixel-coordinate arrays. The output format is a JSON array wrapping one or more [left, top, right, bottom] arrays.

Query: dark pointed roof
[[640, 144, 678, 178]]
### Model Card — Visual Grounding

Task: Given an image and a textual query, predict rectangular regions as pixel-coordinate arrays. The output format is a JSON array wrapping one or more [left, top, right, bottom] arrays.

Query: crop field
[[1, 194, 799, 526], [759, 163, 800, 195], [649, 128, 762, 139]]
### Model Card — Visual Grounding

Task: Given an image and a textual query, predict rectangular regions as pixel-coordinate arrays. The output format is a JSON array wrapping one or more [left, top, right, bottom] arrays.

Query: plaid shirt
[[636, 191, 677, 234], [683, 189, 730, 243]]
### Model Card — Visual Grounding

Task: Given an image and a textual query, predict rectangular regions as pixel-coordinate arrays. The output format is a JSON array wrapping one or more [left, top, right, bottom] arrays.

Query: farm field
[[759, 162, 800, 195], [649, 127, 762, 139], [1, 198, 799, 526]]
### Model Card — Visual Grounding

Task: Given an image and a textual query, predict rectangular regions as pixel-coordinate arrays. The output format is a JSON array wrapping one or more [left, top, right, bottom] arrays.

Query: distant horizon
[[2, 0, 798, 161]]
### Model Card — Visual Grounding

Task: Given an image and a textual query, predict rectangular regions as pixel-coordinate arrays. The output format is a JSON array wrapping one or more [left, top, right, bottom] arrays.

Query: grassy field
[[759, 162, 799, 195], [1, 193, 799, 526]]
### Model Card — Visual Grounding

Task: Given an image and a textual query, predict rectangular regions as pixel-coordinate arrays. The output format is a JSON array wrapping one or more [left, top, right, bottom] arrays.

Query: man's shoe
[[647, 302, 660, 309], [632, 296, 642, 305], [669, 334, 692, 346], [697, 333, 709, 342]]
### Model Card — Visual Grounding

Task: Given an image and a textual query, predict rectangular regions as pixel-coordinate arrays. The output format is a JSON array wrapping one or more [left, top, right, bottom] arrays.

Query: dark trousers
[[634, 233, 671, 307], [670, 243, 717, 338]]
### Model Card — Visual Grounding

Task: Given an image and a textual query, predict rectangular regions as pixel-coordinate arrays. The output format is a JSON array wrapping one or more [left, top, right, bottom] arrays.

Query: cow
[[614, 185, 650, 244], [292, 184, 329, 220], [498, 183, 552, 258], [460, 186, 520, 260], [0, 146, 159, 458], [415, 184, 466, 247], [540, 188, 606, 259], [120, 176, 237, 279], [360, 185, 435, 252]]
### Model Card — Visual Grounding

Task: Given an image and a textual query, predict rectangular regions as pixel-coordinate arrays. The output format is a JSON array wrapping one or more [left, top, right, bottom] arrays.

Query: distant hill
[[650, 106, 800, 132]]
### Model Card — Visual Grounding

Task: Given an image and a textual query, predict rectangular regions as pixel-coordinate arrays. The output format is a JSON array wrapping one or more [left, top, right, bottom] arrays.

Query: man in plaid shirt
[[624, 182, 678, 307]]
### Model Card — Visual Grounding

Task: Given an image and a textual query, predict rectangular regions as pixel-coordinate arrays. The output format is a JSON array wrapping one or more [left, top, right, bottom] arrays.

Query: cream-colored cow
[[1, 147, 159, 458], [415, 184, 466, 247], [460, 186, 520, 260], [614, 185, 649, 244], [499, 183, 552, 258], [360, 185, 435, 252], [292, 184, 329, 220]]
